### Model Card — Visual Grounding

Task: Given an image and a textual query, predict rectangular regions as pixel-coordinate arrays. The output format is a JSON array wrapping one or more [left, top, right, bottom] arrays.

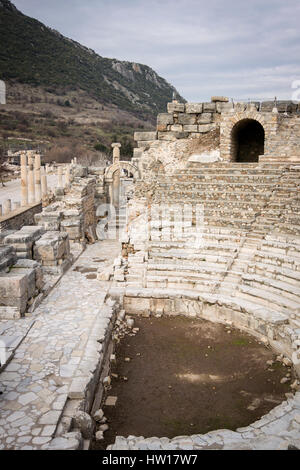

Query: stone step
[[242, 273, 300, 298], [147, 262, 226, 275], [146, 276, 217, 290], [149, 251, 235, 262], [248, 261, 300, 283], [237, 284, 299, 311], [254, 250, 300, 267]]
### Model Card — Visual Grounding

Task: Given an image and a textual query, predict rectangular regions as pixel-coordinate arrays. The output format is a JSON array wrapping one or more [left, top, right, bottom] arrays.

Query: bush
[[94, 142, 107, 152]]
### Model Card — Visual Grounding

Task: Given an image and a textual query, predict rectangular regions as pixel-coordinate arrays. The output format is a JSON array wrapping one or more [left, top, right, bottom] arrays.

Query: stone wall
[[0, 203, 42, 232], [35, 168, 98, 245], [133, 98, 300, 174]]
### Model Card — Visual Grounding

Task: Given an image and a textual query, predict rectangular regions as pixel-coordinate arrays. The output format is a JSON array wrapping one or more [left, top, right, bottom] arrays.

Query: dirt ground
[[93, 315, 295, 449]]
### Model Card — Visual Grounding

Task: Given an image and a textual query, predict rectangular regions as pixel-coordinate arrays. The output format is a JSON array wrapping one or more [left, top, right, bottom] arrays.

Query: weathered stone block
[[216, 102, 233, 113], [198, 113, 213, 124], [177, 114, 197, 125], [0, 245, 16, 271], [167, 102, 185, 113], [198, 124, 215, 133], [185, 103, 203, 113], [170, 124, 183, 132], [211, 96, 229, 102], [34, 231, 69, 262], [60, 220, 82, 241], [157, 113, 174, 132], [183, 125, 198, 132], [134, 131, 157, 142], [13, 259, 44, 291], [0, 272, 29, 313], [203, 102, 216, 112], [157, 132, 176, 141]]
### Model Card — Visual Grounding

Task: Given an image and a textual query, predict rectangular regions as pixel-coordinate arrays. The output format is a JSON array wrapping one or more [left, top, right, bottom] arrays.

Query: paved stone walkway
[[0, 240, 120, 450], [0, 174, 59, 206]]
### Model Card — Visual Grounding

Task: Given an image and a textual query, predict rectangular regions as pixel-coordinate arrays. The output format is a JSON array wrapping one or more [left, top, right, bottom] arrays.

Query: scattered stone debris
[[105, 396, 118, 406]]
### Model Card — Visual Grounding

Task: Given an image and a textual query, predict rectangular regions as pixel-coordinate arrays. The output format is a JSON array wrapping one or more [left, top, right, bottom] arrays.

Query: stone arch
[[220, 110, 271, 162], [105, 161, 139, 207], [105, 161, 139, 182], [230, 118, 265, 162]]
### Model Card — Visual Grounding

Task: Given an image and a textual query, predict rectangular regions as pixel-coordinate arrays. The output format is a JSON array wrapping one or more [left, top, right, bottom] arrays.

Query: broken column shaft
[[20, 153, 28, 207]]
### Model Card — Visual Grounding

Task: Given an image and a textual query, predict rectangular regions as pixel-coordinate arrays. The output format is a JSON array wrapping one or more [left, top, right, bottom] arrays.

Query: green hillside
[[0, 0, 185, 122]]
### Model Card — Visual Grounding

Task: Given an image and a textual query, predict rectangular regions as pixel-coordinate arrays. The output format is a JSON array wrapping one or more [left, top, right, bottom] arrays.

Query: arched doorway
[[105, 161, 139, 207], [231, 119, 265, 162]]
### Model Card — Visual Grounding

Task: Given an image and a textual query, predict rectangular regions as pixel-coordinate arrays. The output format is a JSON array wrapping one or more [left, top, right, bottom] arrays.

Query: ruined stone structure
[[104, 99, 300, 449], [0, 98, 300, 450]]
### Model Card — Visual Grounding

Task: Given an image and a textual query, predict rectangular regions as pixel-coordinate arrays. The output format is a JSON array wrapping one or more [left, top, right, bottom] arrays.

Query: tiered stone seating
[[118, 162, 300, 367], [123, 227, 246, 292], [236, 234, 300, 323], [151, 163, 285, 230], [253, 165, 300, 235]]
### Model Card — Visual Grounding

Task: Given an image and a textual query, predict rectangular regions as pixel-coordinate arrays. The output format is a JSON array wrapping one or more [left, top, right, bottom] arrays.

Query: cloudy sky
[[13, 0, 300, 102]]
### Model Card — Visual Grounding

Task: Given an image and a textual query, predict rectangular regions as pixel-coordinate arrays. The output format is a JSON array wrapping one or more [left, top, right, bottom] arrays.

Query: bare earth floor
[[94, 316, 296, 449]]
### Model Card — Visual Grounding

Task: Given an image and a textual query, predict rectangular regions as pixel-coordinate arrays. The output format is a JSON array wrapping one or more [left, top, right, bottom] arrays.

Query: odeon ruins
[[0, 96, 300, 450]]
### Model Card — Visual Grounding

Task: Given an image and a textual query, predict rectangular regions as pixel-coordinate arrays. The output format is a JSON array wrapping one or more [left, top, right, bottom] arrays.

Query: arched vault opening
[[231, 119, 265, 162]]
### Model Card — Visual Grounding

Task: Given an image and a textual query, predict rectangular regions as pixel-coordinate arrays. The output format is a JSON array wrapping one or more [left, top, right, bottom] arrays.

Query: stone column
[[41, 166, 48, 198], [28, 163, 35, 204], [3, 199, 11, 215], [13, 201, 20, 211], [27, 151, 34, 166], [0, 205, 2, 216], [112, 143, 121, 164], [58, 166, 63, 188], [65, 165, 71, 187], [20, 153, 28, 207], [34, 154, 41, 203]]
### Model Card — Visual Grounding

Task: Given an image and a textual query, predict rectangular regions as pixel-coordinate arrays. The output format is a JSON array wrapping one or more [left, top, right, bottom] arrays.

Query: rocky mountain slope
[[0, 0, 184, 123]]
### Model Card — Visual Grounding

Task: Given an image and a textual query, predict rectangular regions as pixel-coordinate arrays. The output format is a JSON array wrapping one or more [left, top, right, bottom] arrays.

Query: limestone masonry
[[0, 98, 300, 450]]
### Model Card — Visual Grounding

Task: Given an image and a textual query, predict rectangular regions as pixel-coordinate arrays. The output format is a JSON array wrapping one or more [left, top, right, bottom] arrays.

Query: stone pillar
[[3, 199, 11, 215], [28, 163, 35, 204], [34, 154, 41, 203], [65, 165, 71, 187], [20, 153, 28, 207], [27, 151, 34, 166], [41, 167, 48, 198], [0, 204, 2, 216], [58, 166, 63, 188], [13, 201, 20, 211], [112, 143, 121, 164]]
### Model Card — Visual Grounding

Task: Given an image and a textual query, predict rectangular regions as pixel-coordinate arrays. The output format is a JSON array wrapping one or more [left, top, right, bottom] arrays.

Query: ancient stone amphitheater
[[0, 97, 299, 450]]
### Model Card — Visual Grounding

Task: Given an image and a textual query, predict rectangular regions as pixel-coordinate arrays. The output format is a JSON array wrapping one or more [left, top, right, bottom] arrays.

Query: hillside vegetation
[[0, 0, 184, 124]]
